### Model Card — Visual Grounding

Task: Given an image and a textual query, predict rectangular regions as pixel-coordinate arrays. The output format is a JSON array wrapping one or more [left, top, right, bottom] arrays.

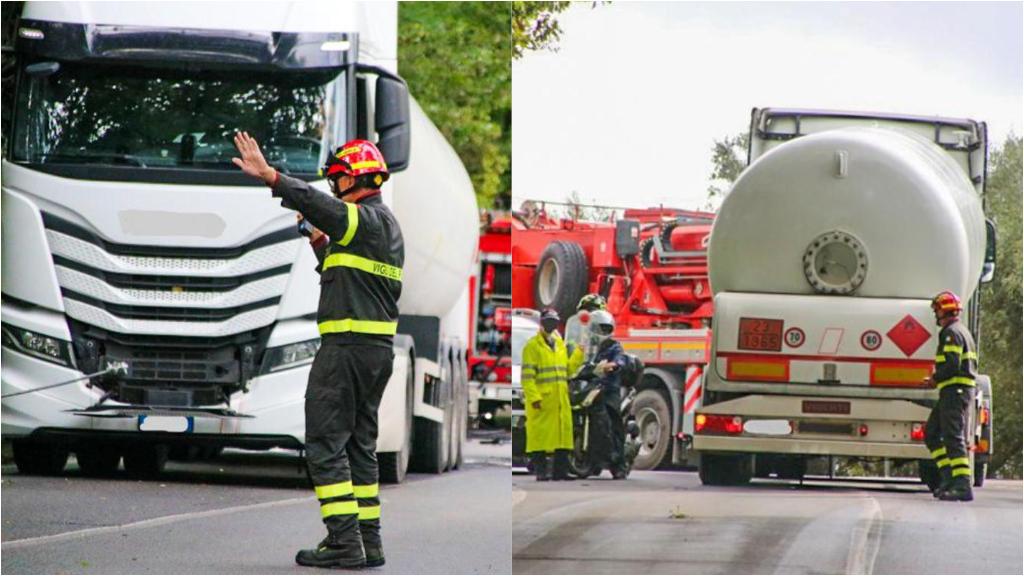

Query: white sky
[[512, 1, 1023, 211]]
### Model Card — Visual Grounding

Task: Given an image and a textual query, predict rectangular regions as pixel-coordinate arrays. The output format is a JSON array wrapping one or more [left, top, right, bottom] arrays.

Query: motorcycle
[[567, 355, 643, 479]]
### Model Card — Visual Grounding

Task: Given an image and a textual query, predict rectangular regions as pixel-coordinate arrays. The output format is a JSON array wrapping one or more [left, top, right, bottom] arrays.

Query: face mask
[[541, 319, 559, 333]]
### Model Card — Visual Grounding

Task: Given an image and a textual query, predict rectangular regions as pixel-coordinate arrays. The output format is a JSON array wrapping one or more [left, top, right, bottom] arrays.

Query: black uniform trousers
[[587, 399, 625, 472], [923, 384, 975, 481], [305, 342, 394, 543]]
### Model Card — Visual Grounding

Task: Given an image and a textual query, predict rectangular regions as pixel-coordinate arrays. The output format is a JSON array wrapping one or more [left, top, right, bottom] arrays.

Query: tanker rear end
[[694, 108, 997, 486]]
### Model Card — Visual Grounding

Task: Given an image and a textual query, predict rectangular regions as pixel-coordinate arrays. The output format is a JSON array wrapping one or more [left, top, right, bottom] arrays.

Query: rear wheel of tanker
[[380, 359, 414, 484], [13, 440, 69, 476], [632, 388, 671, 470], [123, 444, 168, 479], [76, 444, 121, 477], [918, 460, 940, 492], [453, 363, 467, 470], [533, 241, 588, 320], [700, 453, 752, 486], [974, 461, 987, 488]]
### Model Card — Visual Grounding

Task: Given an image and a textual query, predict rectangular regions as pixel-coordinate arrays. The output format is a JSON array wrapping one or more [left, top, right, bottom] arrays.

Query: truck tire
[[453, 361, 468, 470], [632, 389, 671, 470], [380, 359, 414, 484], [919, 459, 940, 492], [974, 461, 987, 488], [699, 453, 752, 486], [13, 440, 69, 476], [533, 240, 588, 320], [76, 444, 121, 477], [412, 362, 451, 474], [123, 444, 168, 479]]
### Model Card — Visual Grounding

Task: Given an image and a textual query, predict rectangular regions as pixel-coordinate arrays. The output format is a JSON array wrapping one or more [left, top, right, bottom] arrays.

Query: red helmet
[[320, 139, 390, 185], [931, 291, 962, 315]]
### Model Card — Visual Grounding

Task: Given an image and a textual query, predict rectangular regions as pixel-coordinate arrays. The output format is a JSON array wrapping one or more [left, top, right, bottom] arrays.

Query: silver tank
[[709, 127, 985, 300]]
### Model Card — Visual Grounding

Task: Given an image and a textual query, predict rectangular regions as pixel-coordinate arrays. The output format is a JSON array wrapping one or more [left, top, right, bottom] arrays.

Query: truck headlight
[[260, 338, 320, 374], [1, 323, 75, 367]]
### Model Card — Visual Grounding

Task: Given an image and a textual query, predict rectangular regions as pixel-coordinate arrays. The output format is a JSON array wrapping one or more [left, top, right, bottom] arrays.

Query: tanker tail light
[[695, 414, 743, 435], [910, 422, 925, 441]]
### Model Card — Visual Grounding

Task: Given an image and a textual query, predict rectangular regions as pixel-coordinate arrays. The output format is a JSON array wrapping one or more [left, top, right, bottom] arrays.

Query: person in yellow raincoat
[[521, 309, 574, 481]]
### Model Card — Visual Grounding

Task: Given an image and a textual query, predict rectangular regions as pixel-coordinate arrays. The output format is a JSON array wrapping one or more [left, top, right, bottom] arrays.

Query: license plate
[[738, 317, 783, 351], [138, 415, 193, 433], [802, 400, 851, 415]]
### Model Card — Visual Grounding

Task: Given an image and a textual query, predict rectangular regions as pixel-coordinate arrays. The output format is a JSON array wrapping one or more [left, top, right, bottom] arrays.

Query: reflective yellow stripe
[[315, 481, 353, 499], [323, 252, 403, 281], [353, 484, 379, 499], [321, 500, 359, 518], [318, 319, 398, 336], [350, 160, 382, 171], [535, 375, 565, 384], [962, 352, 978, 361], [937, 376, 975, 390], [935, 355, 946, 363], [930, 447, 947, 459], [948, 457, 970, 468], [952, 467, 973, 477], [936, 458, 951, 468], [358, 505, 381, 520], [338, 203, 359, 246], [942, 345, 964, 354]]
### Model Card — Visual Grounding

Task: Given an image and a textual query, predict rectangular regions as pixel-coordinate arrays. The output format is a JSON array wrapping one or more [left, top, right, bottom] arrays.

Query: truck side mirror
[[981, 218, 997, 283], [375, 75, 410, 173]]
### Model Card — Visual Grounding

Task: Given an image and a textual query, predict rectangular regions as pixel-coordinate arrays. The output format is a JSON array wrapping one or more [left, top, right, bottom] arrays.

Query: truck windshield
[[11, 62, 344, 178]]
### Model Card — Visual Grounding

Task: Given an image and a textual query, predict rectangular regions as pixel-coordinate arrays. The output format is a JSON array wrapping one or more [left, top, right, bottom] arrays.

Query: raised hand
[[232, 131, 276, 185]]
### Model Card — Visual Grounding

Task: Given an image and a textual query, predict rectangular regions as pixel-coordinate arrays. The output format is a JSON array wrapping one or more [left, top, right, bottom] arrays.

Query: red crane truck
[[512, 202, 715, 469], [469, 213, 513, 425]]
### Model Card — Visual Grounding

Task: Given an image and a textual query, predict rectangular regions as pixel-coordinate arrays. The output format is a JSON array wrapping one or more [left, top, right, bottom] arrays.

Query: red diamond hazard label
[[886, 315, 931, 357]]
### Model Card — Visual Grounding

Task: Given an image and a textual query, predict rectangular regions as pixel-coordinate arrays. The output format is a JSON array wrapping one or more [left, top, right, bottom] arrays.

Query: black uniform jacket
[[272, 173, 404, 348]]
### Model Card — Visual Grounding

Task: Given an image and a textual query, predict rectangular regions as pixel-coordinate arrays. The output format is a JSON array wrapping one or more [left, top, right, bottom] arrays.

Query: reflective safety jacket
[[932, 319, 978, 391], [521, 331, 574, 453], [273, 174, 404, 348]]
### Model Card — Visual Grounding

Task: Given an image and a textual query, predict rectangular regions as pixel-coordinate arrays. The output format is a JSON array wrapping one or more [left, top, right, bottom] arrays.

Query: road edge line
[[845, 497, 883, 575], [3, 495, 315, 550]]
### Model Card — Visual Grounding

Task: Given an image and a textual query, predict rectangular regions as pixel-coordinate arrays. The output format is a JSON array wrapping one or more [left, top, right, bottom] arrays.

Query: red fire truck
[[468, 212, 513, 425], [512, 201, 715, 469]]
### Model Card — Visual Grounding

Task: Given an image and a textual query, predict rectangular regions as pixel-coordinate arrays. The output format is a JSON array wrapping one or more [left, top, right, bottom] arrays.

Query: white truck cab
[[2, 1, 477, 482]]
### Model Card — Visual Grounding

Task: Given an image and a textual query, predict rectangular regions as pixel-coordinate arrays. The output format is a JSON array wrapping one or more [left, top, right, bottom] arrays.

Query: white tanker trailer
[[1, 1, 477, 483], [694, 108, 997, 487]]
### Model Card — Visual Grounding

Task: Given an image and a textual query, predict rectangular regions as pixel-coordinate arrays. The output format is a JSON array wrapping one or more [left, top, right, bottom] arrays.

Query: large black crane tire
[[533, 241, 589, 319]]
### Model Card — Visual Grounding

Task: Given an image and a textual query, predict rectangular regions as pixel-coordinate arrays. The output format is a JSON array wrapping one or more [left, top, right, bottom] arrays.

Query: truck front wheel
[[380, 359, 414, 484], [76, 444, 122, 477], [13, 440, 69, 476], [632, 389, 671, 470]]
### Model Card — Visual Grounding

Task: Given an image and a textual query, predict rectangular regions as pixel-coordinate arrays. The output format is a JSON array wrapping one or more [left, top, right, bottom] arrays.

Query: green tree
[[704, 132, 748, 209], [398, 2, 511, 209], [980, 134, 1022, 478], [512, 1, 571, 59]]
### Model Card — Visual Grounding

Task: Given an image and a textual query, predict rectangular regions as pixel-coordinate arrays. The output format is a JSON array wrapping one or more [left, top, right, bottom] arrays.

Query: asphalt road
[[1, 431, 512, 574], [512, 470, 1023, 575]]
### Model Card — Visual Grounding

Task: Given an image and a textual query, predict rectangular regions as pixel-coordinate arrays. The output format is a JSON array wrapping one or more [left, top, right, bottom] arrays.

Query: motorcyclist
[[578, 309, 629, 479], [566, 293, 608, 375]]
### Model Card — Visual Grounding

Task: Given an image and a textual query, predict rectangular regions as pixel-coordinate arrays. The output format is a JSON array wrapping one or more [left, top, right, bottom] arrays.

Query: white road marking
[[845, 496, 883, 575], [3, 495, 316, 550]]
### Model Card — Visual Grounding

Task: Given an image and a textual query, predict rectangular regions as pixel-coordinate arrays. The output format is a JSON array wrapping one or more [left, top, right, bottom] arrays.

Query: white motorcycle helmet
[[587, 309, 616, 346]]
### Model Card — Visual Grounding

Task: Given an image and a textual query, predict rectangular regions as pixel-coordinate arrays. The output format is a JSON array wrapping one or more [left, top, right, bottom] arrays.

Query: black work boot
[[938, 475, 974, 502], [532, 453, 552, 481], [932, 466, 953, 498], [360, 520, 385, 568], [295, 530, 366, 568], [552, 450, 575, 481]]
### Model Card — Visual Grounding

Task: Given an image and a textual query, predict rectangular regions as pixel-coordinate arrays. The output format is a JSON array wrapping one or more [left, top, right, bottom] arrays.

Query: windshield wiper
[[37, 152, 147, 167]]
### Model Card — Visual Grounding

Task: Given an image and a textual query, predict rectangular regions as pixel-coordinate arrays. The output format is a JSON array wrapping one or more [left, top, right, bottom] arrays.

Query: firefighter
[[521, 309, 574, 481], [583, 310, 629, 479], [922, 291, 978, 502], [233, 133, 402, 567]]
